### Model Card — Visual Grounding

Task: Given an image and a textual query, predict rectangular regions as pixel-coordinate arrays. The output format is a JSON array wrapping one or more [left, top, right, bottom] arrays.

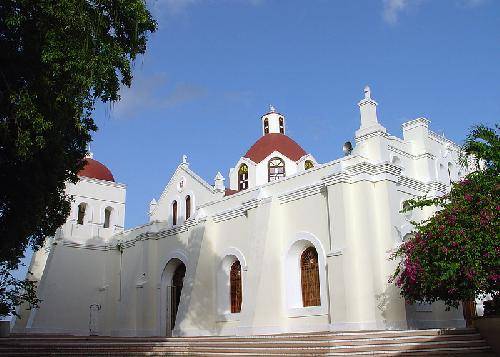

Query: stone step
[[4, 328, 479, 342], [0, 334, 486, 348], [0, 341, 489, 355], [0, 328, 492, 356]]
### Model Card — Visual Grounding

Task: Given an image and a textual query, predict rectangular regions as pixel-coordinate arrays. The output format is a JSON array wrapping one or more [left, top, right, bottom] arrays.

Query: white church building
[[13, 87, 468, 337]]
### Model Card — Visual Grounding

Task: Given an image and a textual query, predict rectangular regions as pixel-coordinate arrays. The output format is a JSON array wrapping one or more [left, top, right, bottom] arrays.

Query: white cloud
[[149, 0, 198, 16], [164, 83, 206, 107], [458, 0, 487, 8], [382, 0, 412, 24], [382, 0, 488, 25], [148, 0, 263, 18], [112, 73, 206, 119]]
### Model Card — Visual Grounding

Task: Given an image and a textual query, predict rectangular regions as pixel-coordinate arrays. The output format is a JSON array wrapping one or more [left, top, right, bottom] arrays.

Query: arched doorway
[[160, 257, 187, 336], [169, 263, 186, 332]]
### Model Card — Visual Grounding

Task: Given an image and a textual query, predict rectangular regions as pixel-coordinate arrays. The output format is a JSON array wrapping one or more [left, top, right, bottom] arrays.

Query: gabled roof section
[[158, 164, 216, 202]]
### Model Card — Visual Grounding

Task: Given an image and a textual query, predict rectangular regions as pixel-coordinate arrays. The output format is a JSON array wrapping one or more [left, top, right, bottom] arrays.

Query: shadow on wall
[[376, 283, 406, 329], [166, 224, 225, 337]]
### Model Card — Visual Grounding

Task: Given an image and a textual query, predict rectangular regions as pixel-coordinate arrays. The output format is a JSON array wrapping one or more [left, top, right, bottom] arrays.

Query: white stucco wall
[[17, 91, 469, 336]]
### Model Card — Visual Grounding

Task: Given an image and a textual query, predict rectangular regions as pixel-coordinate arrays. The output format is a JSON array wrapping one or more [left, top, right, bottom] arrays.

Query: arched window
[[185, 195, 191, 220], [279, 117, 284, 134], [304, 160, 314, 170], [230, 260, 242, 313], [103, 207, 112, 228], [300, 247, 321, 307], [263, 118, 269, 134], [238, 164, 249, 190], [172, 200, 178, 226], [268, 157, 285, 182], [77, 203, 86, 225]]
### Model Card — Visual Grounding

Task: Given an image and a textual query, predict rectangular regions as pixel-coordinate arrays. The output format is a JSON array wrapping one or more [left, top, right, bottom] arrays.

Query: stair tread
[[0, 328, 493, 356]]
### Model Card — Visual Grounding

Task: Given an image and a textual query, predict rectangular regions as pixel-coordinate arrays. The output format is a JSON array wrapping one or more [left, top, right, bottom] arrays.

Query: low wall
[[474, 316, 500, 355]]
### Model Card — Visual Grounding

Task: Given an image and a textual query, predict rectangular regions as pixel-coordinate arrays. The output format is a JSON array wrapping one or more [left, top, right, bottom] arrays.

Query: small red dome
[[244, 133, 307, 164], [78, 158, 115, 182]]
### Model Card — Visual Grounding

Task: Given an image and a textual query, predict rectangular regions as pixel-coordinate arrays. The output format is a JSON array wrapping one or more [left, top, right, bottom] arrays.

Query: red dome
[[244, 133, 307, 163], [78, 158, 115, 182]]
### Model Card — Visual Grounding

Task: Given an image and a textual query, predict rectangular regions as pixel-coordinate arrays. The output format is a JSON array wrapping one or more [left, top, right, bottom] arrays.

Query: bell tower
[[261, 105, 285, 136]]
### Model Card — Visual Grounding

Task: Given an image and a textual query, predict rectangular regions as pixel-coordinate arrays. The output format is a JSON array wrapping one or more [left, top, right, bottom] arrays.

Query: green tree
[[0, 0, 156, 316], [391, 125, 500, 319]]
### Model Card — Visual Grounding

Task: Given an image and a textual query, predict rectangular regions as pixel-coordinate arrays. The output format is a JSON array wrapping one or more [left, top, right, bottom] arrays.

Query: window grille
[[230, 260, 242, 313], [300, 247, 321, 307]]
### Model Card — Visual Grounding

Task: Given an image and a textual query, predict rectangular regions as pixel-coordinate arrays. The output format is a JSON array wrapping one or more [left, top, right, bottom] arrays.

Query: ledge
[[216, 312, 241, 322], [287, 306, 328, 318]]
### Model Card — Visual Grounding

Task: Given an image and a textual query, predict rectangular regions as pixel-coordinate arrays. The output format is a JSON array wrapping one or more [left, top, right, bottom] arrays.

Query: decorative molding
[[388, 145, 435, 161], [322, 162, 401, 187], [278, 182, 324, 204], [212, 197, 271, 223], [78, 176, 126, 189], [61, 240, 111, 251], [428, 130, 460, 152], [427, 181, 448, 193], [212, 206, 246, 223], [318, 161, 448, 197], [388, 145, 413, 159], [354, 130, 388, 144], [415, 152, 436, 160], [398, 176, 429, 193], [401, 117, 430, 130]]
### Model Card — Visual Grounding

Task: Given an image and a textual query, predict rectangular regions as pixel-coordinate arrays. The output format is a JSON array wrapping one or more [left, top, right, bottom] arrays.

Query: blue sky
[[91, 0, 498, 230], [14, 0, 500, 281]]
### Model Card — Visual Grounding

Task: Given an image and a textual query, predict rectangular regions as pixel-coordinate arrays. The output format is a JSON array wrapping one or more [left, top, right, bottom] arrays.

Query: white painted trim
[[216, 249, 247, 319], [220, 247, 248, 270], [287, 306, 328, 318], [78, 176, 126, 189]]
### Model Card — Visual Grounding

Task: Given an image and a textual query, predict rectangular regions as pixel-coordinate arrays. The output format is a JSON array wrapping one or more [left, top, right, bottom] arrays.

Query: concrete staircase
[[0, 328, 494, 356]]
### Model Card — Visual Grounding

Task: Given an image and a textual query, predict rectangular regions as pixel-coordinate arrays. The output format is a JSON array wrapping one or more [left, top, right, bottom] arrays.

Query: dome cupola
[[261, 105, 286, 136], [244, 134, 306, 164], [78, 153, 115, 182]]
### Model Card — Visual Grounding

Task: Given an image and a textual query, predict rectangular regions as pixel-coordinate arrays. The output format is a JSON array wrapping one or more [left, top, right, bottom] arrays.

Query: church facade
[[13, 87, 468, 337]]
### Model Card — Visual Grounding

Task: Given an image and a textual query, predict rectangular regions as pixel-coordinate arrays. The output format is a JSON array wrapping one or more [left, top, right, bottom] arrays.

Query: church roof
[[78, 158, 115, 182], [244, 133, 307, 163], [225, 188, 239, 196]]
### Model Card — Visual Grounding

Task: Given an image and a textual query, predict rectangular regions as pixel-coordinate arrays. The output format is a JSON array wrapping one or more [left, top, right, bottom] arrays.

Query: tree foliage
[[0, 0, 156, 316], [0, 263, 40, 318], [391, 125, 500, 308]]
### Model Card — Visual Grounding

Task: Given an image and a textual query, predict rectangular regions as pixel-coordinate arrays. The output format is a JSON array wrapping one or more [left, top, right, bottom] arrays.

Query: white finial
[[181, 154, 188, 166], [214, 171, 225, 191], [356, 85, 386, 137], [149, 199, 157, 215], [85, 143, 93, 159], [364, 85, 371, 100], [269, 104, 276, 113]]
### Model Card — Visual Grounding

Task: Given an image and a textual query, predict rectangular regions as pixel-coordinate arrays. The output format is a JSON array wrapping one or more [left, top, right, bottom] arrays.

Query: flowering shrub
[[390, 125, 500, 309]]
